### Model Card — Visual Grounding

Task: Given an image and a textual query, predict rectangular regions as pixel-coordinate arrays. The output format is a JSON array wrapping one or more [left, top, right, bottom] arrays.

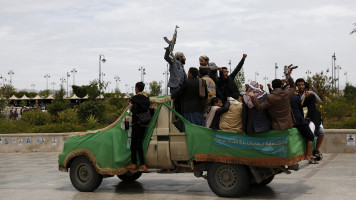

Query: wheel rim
[[77, 163, 91, 183], [215, 165, 238, 190]]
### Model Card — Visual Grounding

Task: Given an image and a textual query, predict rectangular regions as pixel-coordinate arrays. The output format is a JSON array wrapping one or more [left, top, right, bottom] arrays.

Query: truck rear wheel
[[69, 156, 103, 192], [207, 163, 250, 197], [118, 172, 142, 182]]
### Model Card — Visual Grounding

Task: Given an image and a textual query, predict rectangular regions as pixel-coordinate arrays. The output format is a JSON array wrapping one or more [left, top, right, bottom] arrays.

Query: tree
[[350, 23, 356, 35], [72, 80, 100, 100], [344, 83, 356, 100], [39, 89, 52, 98], [305, 69, 336, 100], [47, 86, 70, 116], [87, 80, 101, 100], [149, 81, 162, 96], [14, 91, 37, 98], [72, 85, 89, 98], [1, 84, 16, 99], [234, 67, 245, 92]]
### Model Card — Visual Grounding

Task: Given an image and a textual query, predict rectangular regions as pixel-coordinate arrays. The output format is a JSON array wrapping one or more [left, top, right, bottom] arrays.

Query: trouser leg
[[131, 125, 145, 166]]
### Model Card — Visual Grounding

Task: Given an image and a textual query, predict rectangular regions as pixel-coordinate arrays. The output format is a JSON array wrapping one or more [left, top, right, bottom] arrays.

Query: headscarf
[[243, 81, 266, 108]]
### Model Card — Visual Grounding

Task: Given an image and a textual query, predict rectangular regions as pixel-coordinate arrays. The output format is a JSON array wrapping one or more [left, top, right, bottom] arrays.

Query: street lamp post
[[107, 81, 111, 93], [138, 66, 146, 82], [0, 74, 4, 86], [60, 77, 66, 88], [125, 84, 129, 94], [163, 64, 169, 95], [31, 84, 35, 91], [331, 53, 336, 90], [336, 65, 341, 95], [263, 77, 268, 91], [44, 74, 50, 91], [99, 54, 106, 92], [8, 70, 14, 86], [255, 72, 259, 82], [275, 63, 278, 79], [228, 60, 232, 74], [306, 70, 312, 80], [51, 82, 56, 93], [114, 76, 121, 91], [67, 72, 70, 97], [71, 68, 77, 85], [344, 72, 348, 84]]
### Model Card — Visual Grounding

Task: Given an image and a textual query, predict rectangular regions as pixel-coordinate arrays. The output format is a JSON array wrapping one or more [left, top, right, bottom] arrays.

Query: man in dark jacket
[[164, 48, 187, 94], [296, 79, 324, 160], [171, 67, 208, 126], [126, 82, 150, 171], [247, 68, 296, 130], [218, 54, 247, 103], [290, 91, 318, 164]]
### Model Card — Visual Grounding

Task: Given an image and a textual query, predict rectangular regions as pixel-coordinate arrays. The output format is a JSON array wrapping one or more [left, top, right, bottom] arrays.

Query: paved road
[[0, 152, 355, 200]]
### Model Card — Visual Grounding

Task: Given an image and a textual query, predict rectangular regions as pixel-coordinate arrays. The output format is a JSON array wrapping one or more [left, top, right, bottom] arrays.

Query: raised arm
[[164, 48, 173, 65], [230, 54, 247, 79]]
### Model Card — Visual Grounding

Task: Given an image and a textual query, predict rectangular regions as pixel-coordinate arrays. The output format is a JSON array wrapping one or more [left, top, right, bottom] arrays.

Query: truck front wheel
[[69, 156, 103, 192], [207, 163, 250, 197]]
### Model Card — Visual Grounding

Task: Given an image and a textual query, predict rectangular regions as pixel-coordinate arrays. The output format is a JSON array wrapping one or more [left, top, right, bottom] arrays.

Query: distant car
[[59, 96, 309, 197]]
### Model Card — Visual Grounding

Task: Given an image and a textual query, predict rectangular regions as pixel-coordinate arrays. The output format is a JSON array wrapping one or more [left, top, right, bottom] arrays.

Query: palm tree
[[351, 23, 356, 35]]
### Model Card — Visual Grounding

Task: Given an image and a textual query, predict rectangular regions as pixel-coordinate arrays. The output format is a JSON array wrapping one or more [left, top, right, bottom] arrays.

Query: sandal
[[309, 156, 319, 164], [313, 150, 323, 161]]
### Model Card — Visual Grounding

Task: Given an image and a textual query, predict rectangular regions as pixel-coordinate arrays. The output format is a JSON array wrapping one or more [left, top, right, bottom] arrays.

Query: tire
[[207, 163, 250, 197], [117, 172, 142, 182], [252, 175, 275, 187], [69, 156, 103, 192]]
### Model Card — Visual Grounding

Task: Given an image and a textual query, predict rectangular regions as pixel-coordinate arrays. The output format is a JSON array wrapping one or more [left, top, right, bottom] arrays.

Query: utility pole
[[274, 63, 278, 79]]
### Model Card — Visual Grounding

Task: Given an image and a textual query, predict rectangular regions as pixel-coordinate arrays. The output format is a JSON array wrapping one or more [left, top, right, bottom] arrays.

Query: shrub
[[57, 109, 78, 124], [0, 119, 32, 133], [20, 109, 51, 126], [47, 100, 71, 116], [85, 114, 98, 129], [321, 97, 351, 120], [77, 100, 105, 122], [30, 122, 87, 133]]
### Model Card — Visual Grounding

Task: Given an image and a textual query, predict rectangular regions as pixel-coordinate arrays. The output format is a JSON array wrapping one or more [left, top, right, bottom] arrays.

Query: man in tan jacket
[[247, 69, 295, 130]]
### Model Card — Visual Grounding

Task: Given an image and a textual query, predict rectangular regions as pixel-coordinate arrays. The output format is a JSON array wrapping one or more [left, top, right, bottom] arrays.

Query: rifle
[[164, 25, 179, 62], [284, 64, 298, 79]]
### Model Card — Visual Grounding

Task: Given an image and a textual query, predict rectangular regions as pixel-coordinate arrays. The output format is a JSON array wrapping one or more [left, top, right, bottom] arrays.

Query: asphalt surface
[[0, 152, 355, 200]]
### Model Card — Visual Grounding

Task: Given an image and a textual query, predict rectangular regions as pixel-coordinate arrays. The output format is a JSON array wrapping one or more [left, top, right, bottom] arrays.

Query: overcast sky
[[1, 0, 355, 93]]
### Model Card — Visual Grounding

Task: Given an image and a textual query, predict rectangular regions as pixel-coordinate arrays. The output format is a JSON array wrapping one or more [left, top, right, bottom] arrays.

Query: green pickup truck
[[58, 96, 309, 197]]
